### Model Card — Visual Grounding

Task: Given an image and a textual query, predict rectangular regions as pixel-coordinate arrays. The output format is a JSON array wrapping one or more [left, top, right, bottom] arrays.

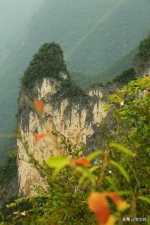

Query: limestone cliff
[[17, 75, 110, 195], [16, 38, 150, 196]]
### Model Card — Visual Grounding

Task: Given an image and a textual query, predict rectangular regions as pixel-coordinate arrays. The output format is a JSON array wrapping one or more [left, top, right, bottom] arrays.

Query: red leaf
[[88, 192, 110, 224], [107, 192, 128, 210], [71, 157, 90, 166], [88, 192, 128, 224], [33, 133, 49, 141], [34, 100, 44, 114]]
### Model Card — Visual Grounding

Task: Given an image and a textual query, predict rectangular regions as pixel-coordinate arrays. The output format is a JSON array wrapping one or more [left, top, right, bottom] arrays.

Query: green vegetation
[[97, 48, 137, 84], [55, 79, 84, 99], [0, 151, 18, 213], [17, 0, 150, 73], [21, 42, 67, 86], [1, 76, 150, 224], [112, 67, 136, 84], [70, 48, 137, 88], [0, 0, 44, 163], [0, 0, 43, 49], [21, 42, 83, 99], [0, 3, 150, 222], [0, 137, 16, 165], [0, 152, 17, 184], [136, 35, 150, 62]]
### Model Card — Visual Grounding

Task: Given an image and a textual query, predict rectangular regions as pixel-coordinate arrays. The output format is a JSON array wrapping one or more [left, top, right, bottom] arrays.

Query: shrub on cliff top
[[21, 42, 67, 86]]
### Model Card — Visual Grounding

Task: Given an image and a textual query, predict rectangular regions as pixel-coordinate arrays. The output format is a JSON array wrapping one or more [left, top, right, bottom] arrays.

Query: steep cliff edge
[[16, 36, 150, 196], [17, 77, 110, 195], [17, 43, 120, 195]]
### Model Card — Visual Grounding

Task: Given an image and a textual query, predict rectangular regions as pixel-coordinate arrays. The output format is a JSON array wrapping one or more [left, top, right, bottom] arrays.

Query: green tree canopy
[[21, 42, 67, 86]]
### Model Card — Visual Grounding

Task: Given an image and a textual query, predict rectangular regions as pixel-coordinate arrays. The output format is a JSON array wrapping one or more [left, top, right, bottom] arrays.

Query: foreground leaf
[[88, 192, 129, 225], [110, 143, 134, 156], [137, 196, 150, 204], [77, 166, 95, 186], [107, 192, 130, 211], [104, 215, 116, 225], [46, 156, 70, 177], [88, 192, 110, 224], [71, 157, 90, 166], [87, 151, 102, 162], [110, 160, 130, 182]]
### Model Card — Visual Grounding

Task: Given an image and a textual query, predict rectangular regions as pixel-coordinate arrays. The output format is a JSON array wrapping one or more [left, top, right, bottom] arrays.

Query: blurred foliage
[[104, 76, 150, 220]]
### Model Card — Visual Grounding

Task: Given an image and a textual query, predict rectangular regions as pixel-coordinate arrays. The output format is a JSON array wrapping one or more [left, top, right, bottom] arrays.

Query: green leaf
[[46, 156, 70, 177], [105, 177, 118, 190], [87, 150, 102, 162], [110, 142, 134, 156], [110, 160, 130, 182], [78, 176, 86, 186], [77, 167, 96, 186], [137, 196, 150, 204], [46, 155, 69, 168], [89, 166, 99, 173], [117, 191, 132, 196]]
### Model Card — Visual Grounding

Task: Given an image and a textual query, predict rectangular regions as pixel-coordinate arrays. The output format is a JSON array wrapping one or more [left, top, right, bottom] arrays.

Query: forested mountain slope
[[0, 0, 150, 162], [0, 0, 44, 69], [70, 48, 137, 88], [0, 0, 43, 49], [11, 0, 150, 73], [0, 0, 44, 163]]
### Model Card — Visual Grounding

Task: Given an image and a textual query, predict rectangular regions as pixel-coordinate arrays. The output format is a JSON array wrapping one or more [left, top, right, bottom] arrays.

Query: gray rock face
[[17, 74, 124, 195]]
